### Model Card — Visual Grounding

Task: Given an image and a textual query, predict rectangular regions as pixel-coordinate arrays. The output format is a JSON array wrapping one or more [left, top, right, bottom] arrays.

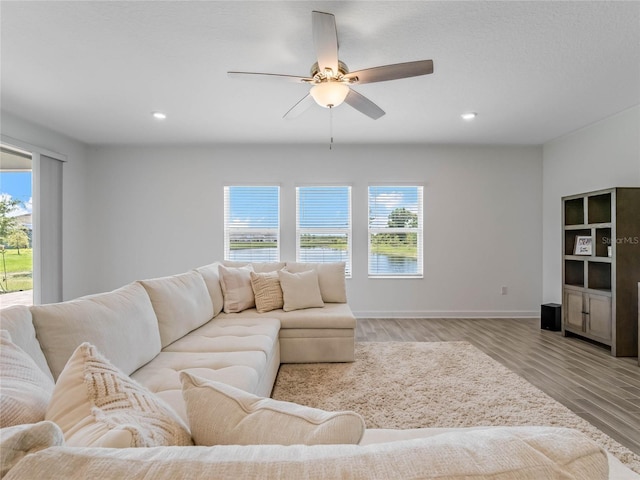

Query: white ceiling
[[1, 1, 639, 146]]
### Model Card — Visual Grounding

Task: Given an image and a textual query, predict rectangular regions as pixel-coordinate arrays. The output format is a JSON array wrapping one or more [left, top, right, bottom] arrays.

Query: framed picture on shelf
[[574, 236, 592, 255]]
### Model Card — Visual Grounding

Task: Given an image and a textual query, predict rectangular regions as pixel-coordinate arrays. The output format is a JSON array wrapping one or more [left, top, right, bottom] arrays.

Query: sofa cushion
[[195, 263, 225, 316], [181, 372, 365, 446], [250, 271, 284, 313], [278, 269, 324, 312], [46, 343, 192, 448], [216, 303, 356, 329], [131, 347, 278, 423], [285, 262, 346, 303], [3, 427, 609, 480], [0, 330, 55, 428], [162, 317, 280, 355], [0, 421, 65, 478], [222, 260, 286, 273], [31, 282, 161, 380], [218, 264, 255, 313], [139, 271, 214, 348], [0, 305, 52, 380]]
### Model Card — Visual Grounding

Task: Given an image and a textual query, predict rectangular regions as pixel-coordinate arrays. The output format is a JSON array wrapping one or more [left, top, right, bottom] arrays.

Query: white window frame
[[223, 185, 280, 262], [296, 185, 352, 277], [368, 185, 424, 278]]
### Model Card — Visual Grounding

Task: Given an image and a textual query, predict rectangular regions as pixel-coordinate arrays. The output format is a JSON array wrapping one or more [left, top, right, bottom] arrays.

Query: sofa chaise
[[1, 260, 638, 479]]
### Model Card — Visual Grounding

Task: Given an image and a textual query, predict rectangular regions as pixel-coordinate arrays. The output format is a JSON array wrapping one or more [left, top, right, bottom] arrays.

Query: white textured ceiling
[[1, 1, 639, 146]]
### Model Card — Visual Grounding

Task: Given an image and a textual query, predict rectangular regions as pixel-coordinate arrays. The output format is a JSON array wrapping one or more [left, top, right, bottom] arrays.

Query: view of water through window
[[224, 185, 422, 276], [229, 247, 417, 274]]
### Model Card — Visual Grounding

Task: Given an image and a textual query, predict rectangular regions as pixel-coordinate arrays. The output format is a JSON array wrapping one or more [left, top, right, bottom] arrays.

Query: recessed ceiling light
[[461, 112, 477, 121], [152, 112, 167, 120]]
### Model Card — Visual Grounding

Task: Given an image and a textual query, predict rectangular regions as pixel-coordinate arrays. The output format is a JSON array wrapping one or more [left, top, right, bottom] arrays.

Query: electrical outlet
[[501, 286, 508, 295]]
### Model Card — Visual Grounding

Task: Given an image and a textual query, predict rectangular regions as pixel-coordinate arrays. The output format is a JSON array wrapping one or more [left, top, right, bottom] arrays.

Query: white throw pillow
[[45, 343, 193, 448], [218, 264, 255, 313], [250, 271, 284, 313], [278, 269, 325, 312], [284, 262, 347, 303], [180, 372, 365, 446], [0, 330, 55, 428]]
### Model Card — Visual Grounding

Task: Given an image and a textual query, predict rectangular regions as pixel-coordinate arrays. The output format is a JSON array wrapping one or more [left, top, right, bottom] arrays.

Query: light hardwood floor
[[355, 318, 640, 456]]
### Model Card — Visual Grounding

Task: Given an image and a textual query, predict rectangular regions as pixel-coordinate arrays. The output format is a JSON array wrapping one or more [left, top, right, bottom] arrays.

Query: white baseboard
[[353, 311, 539, 319]]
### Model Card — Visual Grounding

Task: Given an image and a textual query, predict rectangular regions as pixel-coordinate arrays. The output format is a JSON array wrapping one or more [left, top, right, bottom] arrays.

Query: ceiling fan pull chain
[[329, 105, 334, 150]]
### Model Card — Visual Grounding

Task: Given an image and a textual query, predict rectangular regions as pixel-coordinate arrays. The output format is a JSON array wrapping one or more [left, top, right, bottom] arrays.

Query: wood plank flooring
[[355, 318, 640, 456]]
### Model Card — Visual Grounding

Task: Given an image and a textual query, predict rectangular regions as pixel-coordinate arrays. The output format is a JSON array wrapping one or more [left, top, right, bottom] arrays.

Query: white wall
[[542, 105, 640, 303], [86, 143, 542, 317], [1, 111, 90, 301]]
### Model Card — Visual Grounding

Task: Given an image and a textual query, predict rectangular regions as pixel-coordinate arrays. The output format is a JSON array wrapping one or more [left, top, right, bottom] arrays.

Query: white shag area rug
[[272, 341, 640, 474]]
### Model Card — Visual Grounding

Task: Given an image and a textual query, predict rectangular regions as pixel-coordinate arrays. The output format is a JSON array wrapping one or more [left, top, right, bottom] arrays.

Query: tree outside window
[[368, 186, 423, 277]]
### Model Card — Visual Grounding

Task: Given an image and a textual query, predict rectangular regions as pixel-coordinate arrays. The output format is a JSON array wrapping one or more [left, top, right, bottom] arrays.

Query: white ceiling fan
[[228, 11, 434, 120]]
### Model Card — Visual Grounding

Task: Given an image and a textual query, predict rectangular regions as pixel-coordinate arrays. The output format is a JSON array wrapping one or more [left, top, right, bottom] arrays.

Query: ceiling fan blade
[[228, 71, 313, 83], [344, 89, 385, 120], [345, 60, 434, 85], [312, 11, 339, 74], [283, 94, 315, 119]]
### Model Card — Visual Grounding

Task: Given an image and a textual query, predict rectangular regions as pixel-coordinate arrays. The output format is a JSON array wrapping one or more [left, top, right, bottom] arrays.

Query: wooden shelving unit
[[562, 188, 640, 357]]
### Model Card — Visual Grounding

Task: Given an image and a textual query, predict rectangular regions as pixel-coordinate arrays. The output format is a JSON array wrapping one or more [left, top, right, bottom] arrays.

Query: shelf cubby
[[564, 260, 584, 287], [564, 229, 591, 256], [564, 198, 584, 226], [588, 193, 612, 224], [588, 262, 612, 291]]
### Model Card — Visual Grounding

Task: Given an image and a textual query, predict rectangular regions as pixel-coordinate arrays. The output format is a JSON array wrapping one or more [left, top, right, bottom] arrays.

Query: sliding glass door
[[0, 145, 33, 305], [0, 142, 64, 306]]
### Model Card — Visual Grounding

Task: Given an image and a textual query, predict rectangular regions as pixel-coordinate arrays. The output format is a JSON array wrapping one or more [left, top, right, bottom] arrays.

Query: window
[[224, 186, 279, 262], [296, 186, 351, 276], [368, 186, 423, 277], [0, 145, 33, 304]]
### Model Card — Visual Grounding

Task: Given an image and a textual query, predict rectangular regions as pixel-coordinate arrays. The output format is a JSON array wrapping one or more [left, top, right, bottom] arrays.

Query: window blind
[[296, 186, 351, 276], [224, 186, 279, 262], [368, 186, 423, 277]]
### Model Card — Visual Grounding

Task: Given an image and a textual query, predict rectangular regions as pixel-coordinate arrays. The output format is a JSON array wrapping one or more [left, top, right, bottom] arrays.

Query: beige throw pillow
[[250, 271, 284, 313], [284, 262, 347, 303], [218, 264, 255, 313], [45, 343, 193, 448], [0, 330, 55, 428], [180, 372, 365, 446], [278, 269, 325, 312]]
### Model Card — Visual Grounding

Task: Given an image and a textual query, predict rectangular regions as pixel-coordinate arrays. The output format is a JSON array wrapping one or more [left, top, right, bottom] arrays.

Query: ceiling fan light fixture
[[228, 12, 433, 120], [310, 81, 349, 108]]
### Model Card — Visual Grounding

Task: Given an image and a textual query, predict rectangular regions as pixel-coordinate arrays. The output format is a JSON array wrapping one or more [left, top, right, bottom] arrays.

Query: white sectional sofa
[[3, 261, 354, 423], [1, 260, 638, 479]]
